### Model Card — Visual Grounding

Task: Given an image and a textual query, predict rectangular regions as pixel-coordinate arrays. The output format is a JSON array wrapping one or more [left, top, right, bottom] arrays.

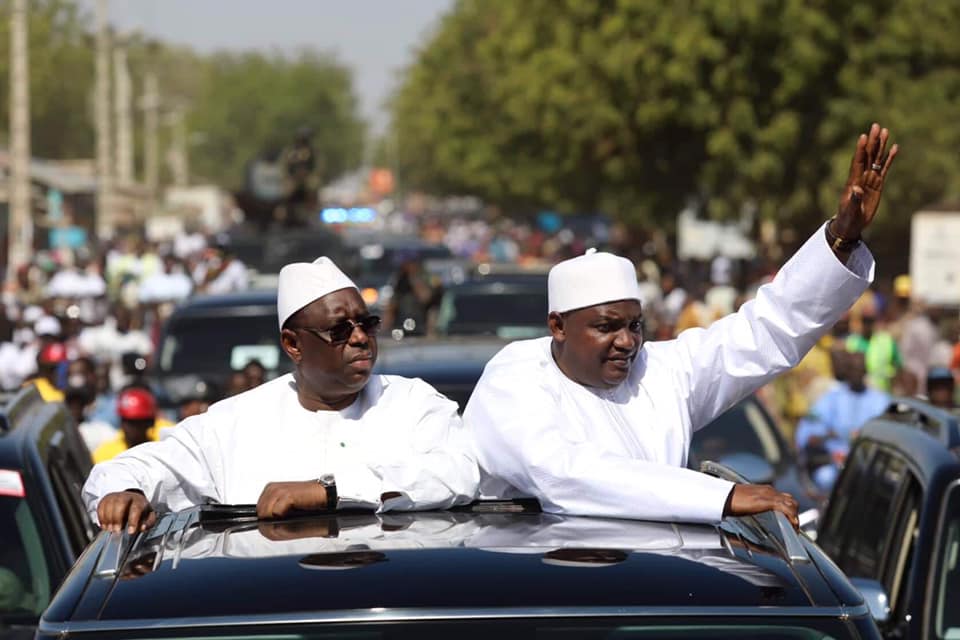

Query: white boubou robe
[[83, 374, 480, 523], [464, 223, 874, 524]]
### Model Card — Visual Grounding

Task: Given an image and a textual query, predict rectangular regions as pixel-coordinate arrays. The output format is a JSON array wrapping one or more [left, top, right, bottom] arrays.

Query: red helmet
[[38, 342, 69, 364], [117, 388, 157, 421]]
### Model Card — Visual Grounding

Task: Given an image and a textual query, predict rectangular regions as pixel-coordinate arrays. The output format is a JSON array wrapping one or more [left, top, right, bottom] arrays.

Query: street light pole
[[8, 0, 32, 281], [114, 42, 134, 186], [95, 0, 115, 240], [142, 71, 160, 206]]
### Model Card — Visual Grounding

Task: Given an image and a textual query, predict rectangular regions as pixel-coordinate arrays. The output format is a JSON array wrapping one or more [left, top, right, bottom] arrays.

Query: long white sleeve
[[357, 379, 480, 511], [661, 222, 874, 431], [466, 372, 734, 524], [82, 413, 222, 523], [82, 375, 480, 522]]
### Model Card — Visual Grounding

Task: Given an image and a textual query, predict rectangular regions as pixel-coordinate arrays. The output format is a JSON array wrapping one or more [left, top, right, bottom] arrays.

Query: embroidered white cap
[[276, 257, 358, 330], [547, 248, 642, 314]]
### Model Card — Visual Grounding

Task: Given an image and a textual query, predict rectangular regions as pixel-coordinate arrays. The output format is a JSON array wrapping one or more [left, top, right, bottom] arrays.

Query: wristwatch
[[318, 474, 338, 510]]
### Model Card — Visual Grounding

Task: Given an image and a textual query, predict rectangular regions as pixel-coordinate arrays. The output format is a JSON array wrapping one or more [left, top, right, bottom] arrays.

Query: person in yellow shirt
[[25, 342, 68, 402], [93, 387, 165, 464]]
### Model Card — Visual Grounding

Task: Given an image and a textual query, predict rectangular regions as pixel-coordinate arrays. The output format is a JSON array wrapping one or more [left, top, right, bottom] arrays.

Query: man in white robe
[[465, 124, 899, 526], [85, 257, 480, 534]]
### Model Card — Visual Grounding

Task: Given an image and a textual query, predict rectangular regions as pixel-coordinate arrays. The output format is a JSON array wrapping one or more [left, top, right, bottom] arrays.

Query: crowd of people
[[3, 126, 959, 527], [0, 226, 255, 464]]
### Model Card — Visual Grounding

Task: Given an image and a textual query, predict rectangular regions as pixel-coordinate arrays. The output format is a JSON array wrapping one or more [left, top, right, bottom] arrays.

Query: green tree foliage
[[389, 0, 960, 236], [187, 50, 366, 189], [0, 0, 95, 158]]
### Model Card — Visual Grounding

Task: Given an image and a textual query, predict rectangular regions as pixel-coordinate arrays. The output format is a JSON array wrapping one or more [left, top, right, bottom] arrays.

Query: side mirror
[[718, 452, 776, 485], [849, 577, 890, 624]]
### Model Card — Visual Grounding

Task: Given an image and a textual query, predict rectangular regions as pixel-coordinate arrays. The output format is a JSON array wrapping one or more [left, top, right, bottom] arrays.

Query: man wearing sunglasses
[[84, 257, 480, 534], [466, 124, 898, 528]]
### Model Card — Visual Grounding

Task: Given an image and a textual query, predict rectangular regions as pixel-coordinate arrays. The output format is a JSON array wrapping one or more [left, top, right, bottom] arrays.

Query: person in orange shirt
[[93, 387, 162, 464]]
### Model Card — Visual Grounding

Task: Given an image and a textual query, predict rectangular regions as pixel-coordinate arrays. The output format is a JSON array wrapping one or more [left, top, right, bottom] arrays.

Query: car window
[[882, 475, 920, 620], [692, 400, 782, 466], [933, 482, 960, 640], [46, 446, 95, 556], [0, 496, 53, 618], [436, 289, 549, 337], [818, 440, 876, 560], [837, 448, 906, 578], [159, 314, 290, 376]]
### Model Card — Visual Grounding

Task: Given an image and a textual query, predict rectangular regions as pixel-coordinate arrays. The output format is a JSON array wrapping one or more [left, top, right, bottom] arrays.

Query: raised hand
[[833, 123, 899, 241]]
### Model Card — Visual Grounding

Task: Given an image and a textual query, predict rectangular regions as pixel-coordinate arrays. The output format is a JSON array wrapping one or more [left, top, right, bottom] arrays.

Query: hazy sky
[[81, 0, 454, 135]]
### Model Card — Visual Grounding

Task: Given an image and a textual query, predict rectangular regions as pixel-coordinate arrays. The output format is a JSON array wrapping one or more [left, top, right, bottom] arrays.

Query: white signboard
[[677, 210, 756, 261], [910, 211, 960, 305]]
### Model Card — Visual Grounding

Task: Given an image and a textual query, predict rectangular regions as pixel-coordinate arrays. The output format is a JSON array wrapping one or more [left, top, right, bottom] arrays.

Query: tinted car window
[[819, 440, 876, 557], [0, 496, 53, 618], [159, 314, 290, 376], [841, 449, 905, 578], [883, 476, 920, 619], [933, 483, 960, 640], [692, 400, 782, 466], [436, 288, 549, 338]]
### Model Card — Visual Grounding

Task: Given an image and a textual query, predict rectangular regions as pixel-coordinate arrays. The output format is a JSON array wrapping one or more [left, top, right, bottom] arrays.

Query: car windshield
[[436, 288, 549, 338], [158, 314, 291, 376], [933, 482, 960, 639], [691, 399, 783, 467], [343, 244, 453, 287], [0, 496, 53, 620]]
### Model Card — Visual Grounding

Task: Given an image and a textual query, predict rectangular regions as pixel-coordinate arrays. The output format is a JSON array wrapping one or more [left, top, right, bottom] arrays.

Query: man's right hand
[[97, 490, 157, 534], [723, 484, 799, 529]]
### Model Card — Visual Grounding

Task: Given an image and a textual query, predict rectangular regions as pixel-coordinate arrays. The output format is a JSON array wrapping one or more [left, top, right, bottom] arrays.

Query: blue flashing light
[[321, 207, 377, 224]]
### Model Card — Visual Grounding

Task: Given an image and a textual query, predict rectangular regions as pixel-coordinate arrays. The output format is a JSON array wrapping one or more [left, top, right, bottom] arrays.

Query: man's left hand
[[256, 480, 328, 519], [834, 122, 899, 240]]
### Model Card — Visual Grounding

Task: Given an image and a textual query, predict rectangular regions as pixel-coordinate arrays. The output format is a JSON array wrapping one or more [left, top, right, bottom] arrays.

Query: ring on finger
[[871, 162, 883, 171]]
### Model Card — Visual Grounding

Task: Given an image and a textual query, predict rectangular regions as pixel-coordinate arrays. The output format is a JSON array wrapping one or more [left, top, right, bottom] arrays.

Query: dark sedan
[[38, 489, 881, 639]]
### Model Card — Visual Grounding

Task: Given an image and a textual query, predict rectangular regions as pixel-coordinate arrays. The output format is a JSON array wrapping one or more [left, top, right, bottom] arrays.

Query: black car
[[434, 280, 550, 339], [0, 387, 95, 638], [38, 463, 880, 639], [374, 336, 509, 412], [153, 289, 290, 406], [817, 398, 960, 639]]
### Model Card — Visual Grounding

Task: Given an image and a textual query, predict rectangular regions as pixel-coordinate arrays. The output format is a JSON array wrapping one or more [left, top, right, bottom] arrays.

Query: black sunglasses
[[292, 315, 381, 345]]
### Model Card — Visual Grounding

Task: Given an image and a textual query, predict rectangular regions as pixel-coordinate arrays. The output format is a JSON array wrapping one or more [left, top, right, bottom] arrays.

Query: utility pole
[[8, 0, 32, 280], [167, 106, 189, 187], [94, 0, 115, 239], [114, 42, 134, 186], [142, 71, 160, 205]]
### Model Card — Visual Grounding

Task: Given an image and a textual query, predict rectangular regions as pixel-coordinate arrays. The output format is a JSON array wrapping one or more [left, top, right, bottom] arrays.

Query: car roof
[[0, 386, 54, 468], [168, 289, 278, 315], [43, 502, 865, 632], [858, 401, 960, 487], [444, 280, 546, 295], [375, 337, 507, 372]]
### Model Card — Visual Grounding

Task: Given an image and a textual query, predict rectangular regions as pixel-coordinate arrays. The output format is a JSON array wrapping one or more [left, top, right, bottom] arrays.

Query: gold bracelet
[[825, 218, 861, 251]]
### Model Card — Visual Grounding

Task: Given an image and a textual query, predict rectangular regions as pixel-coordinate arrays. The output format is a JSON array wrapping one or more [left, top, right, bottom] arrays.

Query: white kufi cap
[[277, 257, 357, 330], [548, 249, 642, 313]]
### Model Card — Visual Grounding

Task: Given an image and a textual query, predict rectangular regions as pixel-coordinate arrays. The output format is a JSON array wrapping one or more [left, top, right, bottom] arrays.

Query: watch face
[[319, 473, 335, 486]]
